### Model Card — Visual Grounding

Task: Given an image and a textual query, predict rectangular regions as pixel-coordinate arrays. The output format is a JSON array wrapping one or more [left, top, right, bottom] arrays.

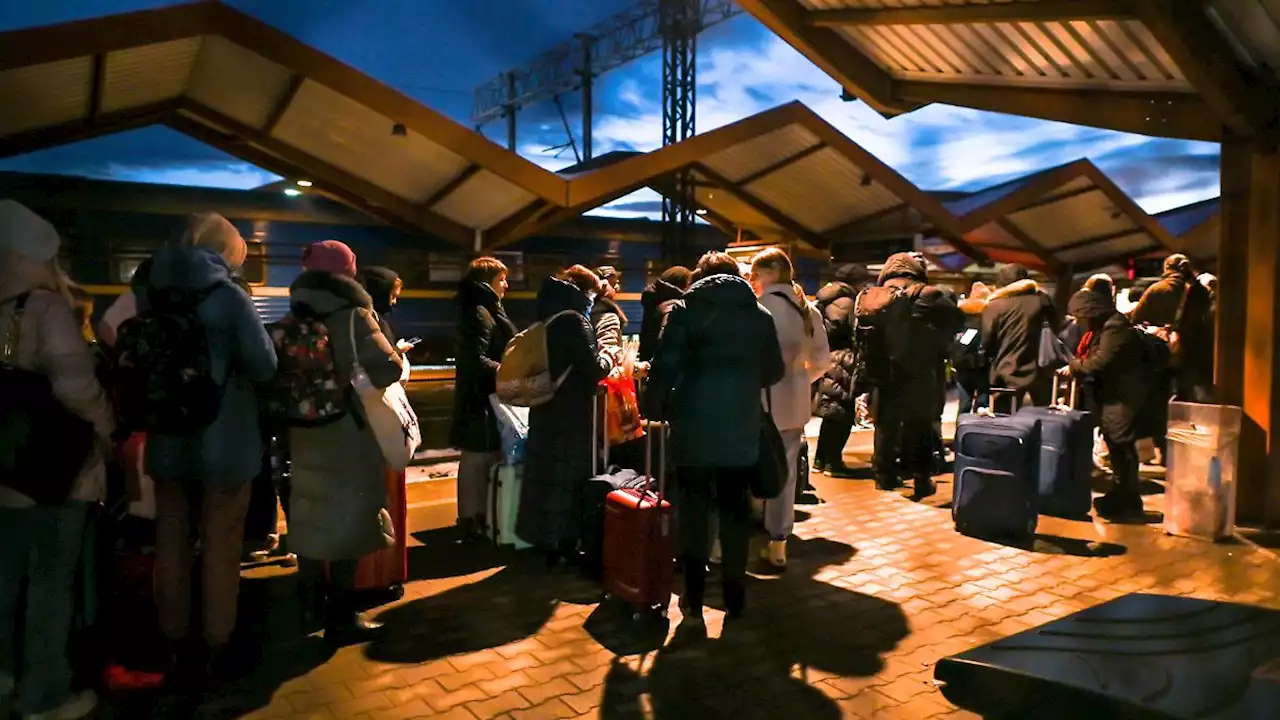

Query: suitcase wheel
[[388, 583, 405, 601]]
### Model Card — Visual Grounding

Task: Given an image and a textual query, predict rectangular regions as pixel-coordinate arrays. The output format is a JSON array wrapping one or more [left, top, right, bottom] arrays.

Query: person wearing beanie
[[0, 200, 116, 720], [358, 266, 406, 350], [134, 211, 277, 686], [1063, 287, 1152, 521], [285, 240, 404, 647], [813, 263, 871, 476], [638, 265, 691, 363], [981, 263, 1058, 410]]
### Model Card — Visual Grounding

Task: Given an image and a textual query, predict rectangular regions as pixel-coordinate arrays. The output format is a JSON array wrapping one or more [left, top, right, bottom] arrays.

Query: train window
[[241, 241, 267, 286], [113, 254, 149, 284], [427, 252, 465, 283], [492, 251, 524, 285]]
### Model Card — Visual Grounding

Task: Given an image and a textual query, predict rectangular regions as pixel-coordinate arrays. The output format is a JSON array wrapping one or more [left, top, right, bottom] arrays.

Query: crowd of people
[[0, 191, 1218, 717]]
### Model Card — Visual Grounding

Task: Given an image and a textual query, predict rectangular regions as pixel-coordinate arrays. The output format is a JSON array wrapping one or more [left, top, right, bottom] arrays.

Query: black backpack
[[115, 284, 223, 434], [853, 284, 922, 387], [0, 293, 96, 504]]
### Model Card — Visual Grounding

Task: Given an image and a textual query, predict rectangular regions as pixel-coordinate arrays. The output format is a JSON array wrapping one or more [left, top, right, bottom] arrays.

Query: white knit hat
[[0, 199, 60, 262]]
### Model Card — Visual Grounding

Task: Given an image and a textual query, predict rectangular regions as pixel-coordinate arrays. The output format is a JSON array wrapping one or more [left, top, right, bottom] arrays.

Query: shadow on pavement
[[597, 537, 908, 719]]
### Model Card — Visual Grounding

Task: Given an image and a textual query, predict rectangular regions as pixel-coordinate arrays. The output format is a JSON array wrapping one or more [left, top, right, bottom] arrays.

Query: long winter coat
[[449, 279, 517, 453], [875, 253, 960, 414], [814, 280, 859, 422], [138, 246, 277, 488], [517, 278, 614, 550], [644, 274, 786, 468], [982, 278, 1057, 392], [0, 271, 116, 507], [759, 283, 830, 432], [638, 279, 684, 363], [1130, 268, 1215, 385], [286, 270, 405, 561], [1067, 290, 1151, 445]]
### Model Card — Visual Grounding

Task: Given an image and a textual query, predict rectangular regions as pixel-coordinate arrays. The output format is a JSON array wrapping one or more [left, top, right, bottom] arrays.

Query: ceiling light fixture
[[695, 208, 708, 216], [283, 188, 302, 197], [391, 122, 407, 137], [296, 180, 313, 187], [860, 173, 873, 187]]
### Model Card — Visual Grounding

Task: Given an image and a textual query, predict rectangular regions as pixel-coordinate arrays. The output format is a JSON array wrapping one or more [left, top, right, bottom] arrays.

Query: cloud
[[97, 162, 282, 189]]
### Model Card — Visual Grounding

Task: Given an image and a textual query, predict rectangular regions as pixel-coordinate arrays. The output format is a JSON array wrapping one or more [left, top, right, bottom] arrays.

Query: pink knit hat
[[302, 240, 357, 276]]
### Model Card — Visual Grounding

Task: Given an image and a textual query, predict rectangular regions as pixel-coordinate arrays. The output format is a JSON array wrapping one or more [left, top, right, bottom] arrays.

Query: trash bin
[[1164, 401, 1242, 541]]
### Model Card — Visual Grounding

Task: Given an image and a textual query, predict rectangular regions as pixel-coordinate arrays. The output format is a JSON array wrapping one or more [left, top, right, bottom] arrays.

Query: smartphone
[[401, 337, 423, 347]]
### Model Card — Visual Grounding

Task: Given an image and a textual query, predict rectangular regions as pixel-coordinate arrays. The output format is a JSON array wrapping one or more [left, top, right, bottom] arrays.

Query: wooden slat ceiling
[[739, 0, 1280, 143], [0, 1, 570, 248]]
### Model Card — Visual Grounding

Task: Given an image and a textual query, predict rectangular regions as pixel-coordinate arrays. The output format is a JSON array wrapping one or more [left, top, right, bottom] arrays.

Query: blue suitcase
[[1018, 378, 1095, 519], [953, 391, 1041, 539]]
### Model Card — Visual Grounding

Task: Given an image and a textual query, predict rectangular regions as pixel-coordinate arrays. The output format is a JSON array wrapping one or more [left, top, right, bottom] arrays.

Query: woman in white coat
[[750, 248, 830, 569]]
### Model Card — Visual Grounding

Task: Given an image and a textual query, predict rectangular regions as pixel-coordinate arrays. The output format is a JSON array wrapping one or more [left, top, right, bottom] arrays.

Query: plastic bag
[[603, 374, 644, 447], [489, 394, 530, 464]]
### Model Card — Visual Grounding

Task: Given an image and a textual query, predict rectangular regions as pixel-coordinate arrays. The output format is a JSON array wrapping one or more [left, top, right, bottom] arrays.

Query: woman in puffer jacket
[[0, 200, 115, 720], [750, 248, 829, 569], [812, 264, 869, 477]]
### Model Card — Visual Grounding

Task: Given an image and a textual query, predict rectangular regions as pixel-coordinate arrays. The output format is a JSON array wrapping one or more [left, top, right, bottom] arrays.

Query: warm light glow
[[696, 208, 708, 215], [283, 188, 302, 197], [296, 180, 313, 187]]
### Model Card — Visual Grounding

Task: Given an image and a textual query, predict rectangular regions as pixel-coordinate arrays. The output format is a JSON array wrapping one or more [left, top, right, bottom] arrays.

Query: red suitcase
[[352, 467, 408, 597], [602, 419, 673, 617]]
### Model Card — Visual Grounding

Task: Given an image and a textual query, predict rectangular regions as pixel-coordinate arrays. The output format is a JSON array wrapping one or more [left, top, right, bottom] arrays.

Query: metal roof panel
[[0, 58, 92, 135], [101, 38, 200, 113]]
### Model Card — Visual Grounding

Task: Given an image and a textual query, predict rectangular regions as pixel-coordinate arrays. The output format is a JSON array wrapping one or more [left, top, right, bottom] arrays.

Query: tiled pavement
[[114, 436, 1280, 720]]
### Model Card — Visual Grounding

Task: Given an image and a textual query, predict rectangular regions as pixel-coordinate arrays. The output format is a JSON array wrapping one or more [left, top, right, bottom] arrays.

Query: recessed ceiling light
[[296, 180, 313, 187], [283, 188, 302, 197], [695, 208, 708, 215]]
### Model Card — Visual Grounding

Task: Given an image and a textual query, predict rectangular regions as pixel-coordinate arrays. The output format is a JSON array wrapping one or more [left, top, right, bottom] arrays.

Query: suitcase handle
[[1051, 374, 1078, 409], [985, 388, 1020, 415], [640, 419, 667, 509]]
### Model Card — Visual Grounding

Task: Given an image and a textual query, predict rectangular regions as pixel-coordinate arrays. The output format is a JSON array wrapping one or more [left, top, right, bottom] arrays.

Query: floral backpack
[[265, 312, 348, 426]]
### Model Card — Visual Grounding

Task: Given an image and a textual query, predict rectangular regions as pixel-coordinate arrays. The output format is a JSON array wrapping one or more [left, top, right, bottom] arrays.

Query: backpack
[[853, 284, 922, 387], [115, 285, 222, 434], [0, 293, 96, 505], [495, 310, 576, 407], [264, 312, 349, 426]]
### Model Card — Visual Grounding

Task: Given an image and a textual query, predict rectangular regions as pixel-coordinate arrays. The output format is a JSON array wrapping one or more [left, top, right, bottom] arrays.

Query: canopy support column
[[1218, 132, 1280, 525]]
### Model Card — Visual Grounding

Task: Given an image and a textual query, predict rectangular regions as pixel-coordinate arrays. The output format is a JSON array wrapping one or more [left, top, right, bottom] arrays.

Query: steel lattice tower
[[660, 0, 700, 267]]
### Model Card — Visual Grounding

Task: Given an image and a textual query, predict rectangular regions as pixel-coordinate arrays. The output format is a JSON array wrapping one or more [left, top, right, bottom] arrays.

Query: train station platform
[[106, 432, 1280, 720]]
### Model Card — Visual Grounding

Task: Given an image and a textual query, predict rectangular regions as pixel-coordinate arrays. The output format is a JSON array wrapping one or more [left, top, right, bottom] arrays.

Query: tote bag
[[752, 389, 789, 500], [349, 311, 421, 471]]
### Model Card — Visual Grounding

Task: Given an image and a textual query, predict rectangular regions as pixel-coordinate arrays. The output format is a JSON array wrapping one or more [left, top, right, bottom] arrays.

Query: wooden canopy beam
[[693, 163, 828, 248], [263, 74, 305, 136], [0, 100, 178, 159], [88, 54, 106, 121], [892, 81, 1220, 143], [735, 0, 907, 117], [1054, 227, 1146, 254], [422, 164, 481, 209], [1134, 0, 1277, 141], [173, 98, 473, 248], [807, 0, 1132, 27], [996, 218, 1063, 273]]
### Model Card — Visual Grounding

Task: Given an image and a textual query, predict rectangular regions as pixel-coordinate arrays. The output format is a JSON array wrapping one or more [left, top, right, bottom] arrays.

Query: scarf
[[1075, 330, 1093, 360]]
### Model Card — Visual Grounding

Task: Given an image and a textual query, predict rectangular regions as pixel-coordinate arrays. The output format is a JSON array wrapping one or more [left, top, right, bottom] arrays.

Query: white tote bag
[[349, 311, 421, 471]]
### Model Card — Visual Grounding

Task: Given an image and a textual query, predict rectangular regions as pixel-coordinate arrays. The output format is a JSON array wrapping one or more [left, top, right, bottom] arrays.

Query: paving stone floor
[[112, 435, 1280, 719]]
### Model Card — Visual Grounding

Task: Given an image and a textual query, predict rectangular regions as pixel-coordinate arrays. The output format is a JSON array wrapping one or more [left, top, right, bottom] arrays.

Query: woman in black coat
[[812, 264, 868, 476], [450, 258, 516, 540], [1064, 288, 1152, 522], [644, 252, 785, 623], [517, 266, 616, 568]]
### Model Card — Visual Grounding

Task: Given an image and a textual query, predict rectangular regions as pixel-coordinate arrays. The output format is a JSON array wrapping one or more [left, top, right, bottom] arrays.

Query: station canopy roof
[[737, 1, 1278, 144], [0, 0, 570, 248], [1156, 197, 1220, 264], [496, 101, 991, 261], [942, 158, 1178, 273]]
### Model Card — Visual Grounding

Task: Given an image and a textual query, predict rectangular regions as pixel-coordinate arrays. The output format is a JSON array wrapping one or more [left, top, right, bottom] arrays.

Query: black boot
[[1095, 443, 1145, 521], [874, 475, 902, 491], [910, 476, 936, 500], [723, 579, 745, 621], [324, 591, 384, 647], [680, 557, 706, 625]]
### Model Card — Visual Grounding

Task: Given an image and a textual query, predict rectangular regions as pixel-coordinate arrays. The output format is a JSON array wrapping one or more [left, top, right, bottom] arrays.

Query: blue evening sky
[[0, 0, 1221, 218]]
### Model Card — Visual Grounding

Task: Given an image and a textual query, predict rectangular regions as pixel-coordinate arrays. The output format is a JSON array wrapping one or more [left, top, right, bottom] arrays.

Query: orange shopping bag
[[603, 374, 644, 447]]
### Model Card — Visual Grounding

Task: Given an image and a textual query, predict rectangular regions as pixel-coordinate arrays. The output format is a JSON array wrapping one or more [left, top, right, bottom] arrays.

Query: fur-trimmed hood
[[958, 296, 987, 316], [289, 268, 373, 317], [989, 278, 1039, 301]]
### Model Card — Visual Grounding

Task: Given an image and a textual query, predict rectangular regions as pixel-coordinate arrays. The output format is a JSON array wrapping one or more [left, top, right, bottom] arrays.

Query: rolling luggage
[[602, 419, 673, 617], [488, 462, 531, 549], [953, 389, 1041, 539], [1018, 377, 1095, 519], [352, 467, 408, 597]]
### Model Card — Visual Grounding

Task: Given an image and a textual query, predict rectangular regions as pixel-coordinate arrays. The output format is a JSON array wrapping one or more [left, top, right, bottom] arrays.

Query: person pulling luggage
[[1061, 286, 1152, 522]]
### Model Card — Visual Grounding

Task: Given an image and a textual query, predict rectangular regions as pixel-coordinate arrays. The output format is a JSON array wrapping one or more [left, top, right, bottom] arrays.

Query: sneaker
[[22, 690, 97, 720], [762, 539, 787, 569]]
